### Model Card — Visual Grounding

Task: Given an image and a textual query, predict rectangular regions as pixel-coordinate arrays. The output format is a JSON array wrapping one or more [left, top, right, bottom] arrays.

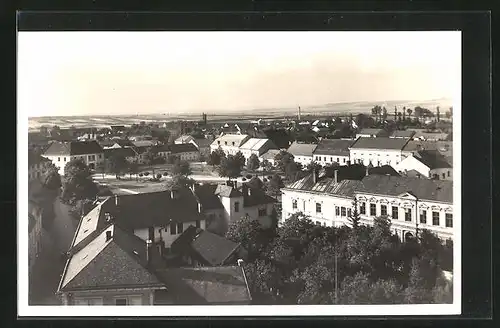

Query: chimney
[[237, 259, 244, 267], [334, 170, 338, 183], [105, 230, 112, 242], [146, 239, 153, 265], [115, 194, 119, 207]]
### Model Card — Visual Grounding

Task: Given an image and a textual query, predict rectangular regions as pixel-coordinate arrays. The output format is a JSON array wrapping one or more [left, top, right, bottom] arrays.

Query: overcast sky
[[18, 31, 461, 117]]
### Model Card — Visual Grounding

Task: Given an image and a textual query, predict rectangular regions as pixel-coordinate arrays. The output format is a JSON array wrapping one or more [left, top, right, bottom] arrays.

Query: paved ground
[[29, 198, 78, 305]]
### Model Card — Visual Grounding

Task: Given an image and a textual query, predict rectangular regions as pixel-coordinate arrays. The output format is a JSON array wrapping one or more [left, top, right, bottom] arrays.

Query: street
[[29, 198, 78, 305]]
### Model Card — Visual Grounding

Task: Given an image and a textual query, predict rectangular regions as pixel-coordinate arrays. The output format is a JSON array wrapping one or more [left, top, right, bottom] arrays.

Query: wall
[[350, 148, 403, 167], [293, 155, 313, 167], [62, 288, 158, 305], [134, 219, 206, 248], [431, 168, 453, 181], [313, 154, 349, 166], [395, 156, 431, 178], [45, 152, 104, 175], [220, 195, 245, 224]]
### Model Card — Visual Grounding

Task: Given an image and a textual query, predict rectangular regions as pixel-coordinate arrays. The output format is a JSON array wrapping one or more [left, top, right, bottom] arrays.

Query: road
[[29, 198, 78, 305]]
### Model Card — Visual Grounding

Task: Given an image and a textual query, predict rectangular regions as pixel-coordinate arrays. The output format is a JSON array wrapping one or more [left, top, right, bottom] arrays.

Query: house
[[192, 138, 212, 158], [259, 149, 281, 167], [171, 226, 247, 267], [174, 135, 195, 145], [28, 150, 51, 181], [103, 147, 138, 161], [349, 137, 411, 168], [192, 181, 277, 234], [286, 141, 318, 167], [390, 130, 416, 139], [312, 139, 355, 166], [239, 138, 278, 161], [57, 222, 252, 305], [210, 134, 250, 156], [102, 139, 136, 150], [409, 129, 449, 141], [396, 150, 453, 180], [403, 140, 453, 166], [28, 200, 44, 276], [42, 140, 104, 174], [356, 128, 388, 138], [168, 143, 200, 162], [281, 171, 453, 241]]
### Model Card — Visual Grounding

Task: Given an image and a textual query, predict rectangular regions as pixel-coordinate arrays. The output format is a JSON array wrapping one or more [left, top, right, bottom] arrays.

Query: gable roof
[[350, 137, 411, 150], [43, 141, 103, 156], [215, 184, 243, 198], [240, 184, 277, 207], [169, 143, 199, 154], [414, 150, 452, 169], [59, 224, 166, 292], [212, 134, 250, 148], [239, 138, 273, 151], [103, 147, 138, 159], [194, 184, 224, 210], [357, 128, 386, 136], [260, 149, 281, 160], [193, 138, 212, 148], [132, 140, 156, 148], [390, 130, 416, 138], [284, 174, 363, 198], [175, 135, 195, 143], [313, 139, 355, 156], [358, 175, 452, 203], [157, 266, 252, 304], [287, 141, 317, 157]]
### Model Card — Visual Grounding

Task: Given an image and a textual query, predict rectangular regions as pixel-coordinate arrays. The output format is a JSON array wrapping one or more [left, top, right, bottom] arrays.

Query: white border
[[18, 31, 462, 317]]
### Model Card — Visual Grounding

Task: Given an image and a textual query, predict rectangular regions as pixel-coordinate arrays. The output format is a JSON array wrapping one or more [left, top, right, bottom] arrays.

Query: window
[[432, 211, 440, 226], [315, 221, 321, 226], [177, 222, 184, 234], [343, 158, 346, 163], [442, 173, 446, 179], [234, 202, 240, 213], [195, 220, 201, 228], [445, 213, 453, 228], [405, 209, 412, 222], [218, 141, 220, 145], [420, 210, 427, 224], [392, 206, 398, 220], [115, 298, 127, 306], [347, 209, 352, 217], [170, 222, 177, 235], [341, 207, 346, 217], [316, 203, 322, 213], [381, 205, 387, 216], [330, 157, 333, 162], [58, 157, 60, 162], [324, 157, 326, 162], [370, 203, 376, 216], [225, 141, 227, 145], [74, 297, 103, 306], [64, 157, 66, 162], [258, 208, 267, 217], [292, 200, 297, 209], [447, 171, 451, 177], [335, 207, 340, 216], [360, 202, 366, 214]]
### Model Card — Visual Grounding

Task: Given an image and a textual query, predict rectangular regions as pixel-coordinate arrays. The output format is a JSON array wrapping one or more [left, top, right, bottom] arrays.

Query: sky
[[18, 31, 461, 117]]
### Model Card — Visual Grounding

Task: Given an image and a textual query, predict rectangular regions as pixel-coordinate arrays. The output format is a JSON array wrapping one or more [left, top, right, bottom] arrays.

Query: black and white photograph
[[19, 29, 461, 316]]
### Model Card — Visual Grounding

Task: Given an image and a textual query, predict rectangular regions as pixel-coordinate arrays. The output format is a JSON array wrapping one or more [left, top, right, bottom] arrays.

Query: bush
[[163, 172, 169, 177], [144, 172, 150, 176], [242, 178, 247, 181], [245, 174, 252, 179], [263, 178, 268, 182], [267, 175, 273, 180], [138, 173, 144, 177], [156, 173, 162, 180]]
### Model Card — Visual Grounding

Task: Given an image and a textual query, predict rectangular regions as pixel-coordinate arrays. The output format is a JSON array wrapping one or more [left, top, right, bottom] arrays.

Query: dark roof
[[285, 174, 363, 198], [60, 224, 166, 292], [263, 129, 292, 149], [357, 128, 386, 136], [313, 139, 355, 156], [43, 141, 103, 156], [350, 137, 410, 150], [172, 226, 241, 266], [169, 143, 199, 154], [28, 150, 50, 166], [390, 130, 416, 138], [359, 175, 452, 203], [403, 141, 453, 159], [414, 150, 452, 169], [215, 184, 243, 198], [193, 138, 212, 148], [368, 165, 401, 176], [240, 184, 276, 207], [104, 147, 138, 159], [157, 266, 252, 304], [194, 184, 224, 210]]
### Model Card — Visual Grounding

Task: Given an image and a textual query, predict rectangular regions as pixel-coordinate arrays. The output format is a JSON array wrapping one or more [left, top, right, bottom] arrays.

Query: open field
[[28, 98, 453, 131]]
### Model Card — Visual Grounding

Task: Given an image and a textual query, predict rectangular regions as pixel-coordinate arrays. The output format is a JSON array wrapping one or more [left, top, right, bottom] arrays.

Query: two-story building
[[210, 134, 250, 157], [281, 171, 453, 241], [349, 137, 411, 168], [395, 150, 453, 180], [286, 141, 318, 167], [312, 139, 355, 166], [42, 141, 104, 175], [168, 143, 200, 162], [239, 138, 278, 162]]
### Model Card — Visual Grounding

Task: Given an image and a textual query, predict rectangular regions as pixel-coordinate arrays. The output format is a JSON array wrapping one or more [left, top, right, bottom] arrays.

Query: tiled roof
[[240, 185, 277, 207], [409, 130, 449, 141], [313, 139, 355, 156], [287, 141, 317, 157], [169, 143, 199, 154], [357, 128, 386, 136], [103, 147, 138, 159], [240, 138, 272, 151], [350, 137, 411, 150], [193, 138, 212, 148], [175, 135, 195, 143], [390, 130, 416, 138], [215, 184, 243, 198], [172, 226, 241, 266], [157, 266, 252, 304], [60, 224, 166, 292], [260, 149, 281, 160], [284, 174, 363, 199], [132, 140, 156, 148], [263, 129, 292, 149], [211, 134, 250, 148], [359, 175, 452, 203], [414, 150, 452, 169], [194, 184, 224, 210], [43, 141, 103, 156]]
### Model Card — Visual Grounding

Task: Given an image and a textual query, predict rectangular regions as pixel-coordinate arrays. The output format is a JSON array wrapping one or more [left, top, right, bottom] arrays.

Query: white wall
[[395, 155, 431, 178], [293, 155, 313, 167], [350, 149, 402, 167], [431, 168, 453, 181], [313, 154, 350, 166], [133, 219, 206, 248], [44, 152, 104, 175]]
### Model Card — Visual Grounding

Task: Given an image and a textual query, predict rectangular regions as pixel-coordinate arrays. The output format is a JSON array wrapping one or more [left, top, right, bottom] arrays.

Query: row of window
[[353, 158, 399, 166], [313, 156, 347, 164], [167, 220, 201, 235], [217, 141, 236, 146], [57, 154, 102, 162], [73, 295, 142, 306]]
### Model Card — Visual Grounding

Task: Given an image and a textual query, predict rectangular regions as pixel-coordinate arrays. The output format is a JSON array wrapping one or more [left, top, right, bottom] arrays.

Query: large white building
[[395, 150, 453, 180], [286, 141, 318, 167], [239, 138, 278, 161], [210, 134, 250, 156], [281, 172, 454, 241], [42, 141, 104, 175], [349, 137, 411, 168], [312, 139, 355, 166]]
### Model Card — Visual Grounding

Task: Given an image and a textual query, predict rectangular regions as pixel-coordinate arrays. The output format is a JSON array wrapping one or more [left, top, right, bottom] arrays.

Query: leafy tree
[[407, 108, 413, 120], [96, 160, 106, 179], [61, 158, 98, 205], [305, 161, 321, 174], [41, 162, 61, 190], [243, 259, 283, 304], [348, 197, 361, 231], [393, 106, 398, 121], [127, 158, 140, 181], [382, 107, 388, 121], [284, 161, 301, 181], [226, 215, 270, 260], [246, 154, 260, 171], [403, 258, 434, 304], [234, 151, 246, 168], [436, 106, 441, 122], [107, 152, 128, 179], [274, 150, 294, 172], [336, 273, 404, 305], [207, 147, 226, 166], [267, 174, 284, 198], [171, 158, 192, 177], [144, 147, 158, 175], [217, 154, 244, 180], [164, 174, 194, 191]]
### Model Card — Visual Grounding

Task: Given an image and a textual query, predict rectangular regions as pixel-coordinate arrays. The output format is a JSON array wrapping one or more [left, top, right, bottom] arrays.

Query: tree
[[407, 108, 413, 120], [393, 106, 398, 121], [234, 151, 246, 168], [42, 163, 61, 190], [243, 259, 283, 304], [246, 154, 260, 171], [107, 153, 128, 179], [127, 158, 140, 181], [144, 147, 158, 175], [305, 161, 321, 174], [207, 147, 225, 166], [403, 258, 434, 304], [171, 158, 192, 177], [61, 158, 98, 205], [348, 197, 361, 231], [217, 154, 243, 180], [226, 215, 269, 260], [336, 273, 404, 305], [274, 150, 294, 172], [164, 174, 195, 191], [382, 107, 388, 121], [96, 161, 106, 179], [436, 106, 441, 122], [402, 107, 406, 121], [267, 174, 284, 198]]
